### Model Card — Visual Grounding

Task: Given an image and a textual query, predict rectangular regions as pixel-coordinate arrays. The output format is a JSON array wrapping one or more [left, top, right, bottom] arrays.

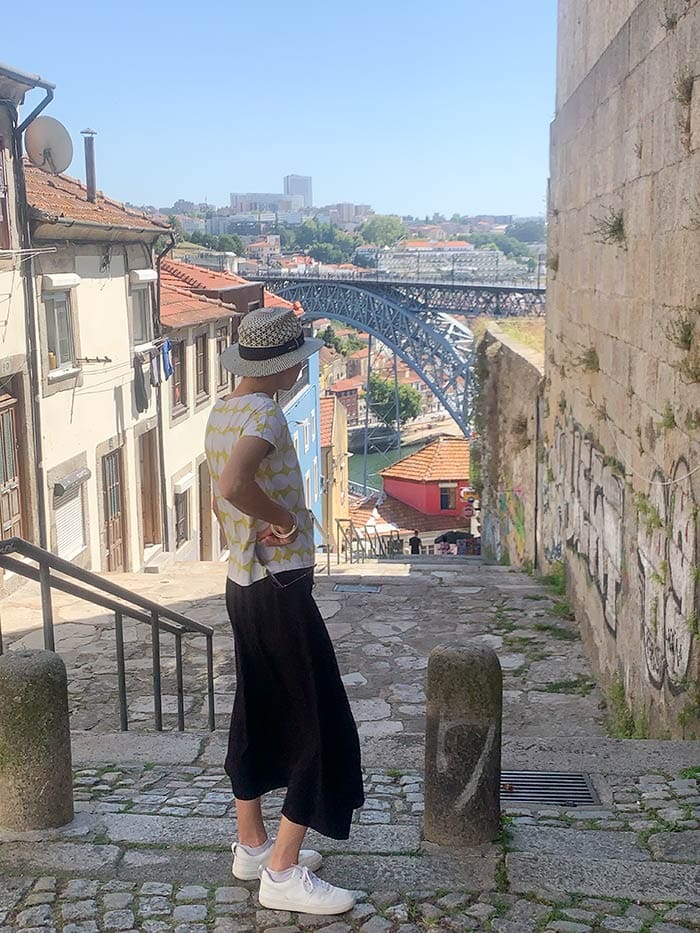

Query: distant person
[[409, 530, 422, 555], [205, 307, 364, 916]]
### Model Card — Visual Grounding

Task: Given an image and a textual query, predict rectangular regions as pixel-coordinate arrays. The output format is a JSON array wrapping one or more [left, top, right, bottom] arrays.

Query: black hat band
[[238, 333, 305, 361]]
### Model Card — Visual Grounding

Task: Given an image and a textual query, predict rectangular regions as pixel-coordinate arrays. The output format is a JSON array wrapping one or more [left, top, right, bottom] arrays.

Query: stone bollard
[[424, 644, 502, 846], [0, 649, 74, 830]]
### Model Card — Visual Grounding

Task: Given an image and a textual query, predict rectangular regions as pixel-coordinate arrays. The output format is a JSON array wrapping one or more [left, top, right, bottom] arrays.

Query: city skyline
[[5, 0, 557, 217]]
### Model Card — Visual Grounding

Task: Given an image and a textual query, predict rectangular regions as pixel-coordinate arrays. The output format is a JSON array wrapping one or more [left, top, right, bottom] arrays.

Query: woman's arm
[[218, 435, 297, 542]]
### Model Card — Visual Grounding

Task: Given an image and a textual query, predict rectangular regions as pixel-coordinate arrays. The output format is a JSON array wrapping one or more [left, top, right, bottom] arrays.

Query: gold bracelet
[[270, 521, 297, 539]]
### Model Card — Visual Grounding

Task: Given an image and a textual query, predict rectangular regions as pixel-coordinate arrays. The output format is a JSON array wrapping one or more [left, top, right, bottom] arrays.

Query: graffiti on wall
[[483, 483, 527, 565], [637, 458, 696, 689], [542, 417, 624, 633], [543, 417, 697, 689]]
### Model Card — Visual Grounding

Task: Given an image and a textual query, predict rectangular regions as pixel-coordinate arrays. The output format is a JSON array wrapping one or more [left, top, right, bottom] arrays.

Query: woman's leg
[[267, 815, 308, 871], [236, 797, 268, 847]]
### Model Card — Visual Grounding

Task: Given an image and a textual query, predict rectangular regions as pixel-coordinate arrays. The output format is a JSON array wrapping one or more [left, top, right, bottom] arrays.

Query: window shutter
[[55, 487, 86, 559]]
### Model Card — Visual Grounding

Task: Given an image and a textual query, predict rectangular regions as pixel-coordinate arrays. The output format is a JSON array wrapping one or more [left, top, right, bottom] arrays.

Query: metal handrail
[[308, 510, 331, 577], [0, 537, 216, 733]]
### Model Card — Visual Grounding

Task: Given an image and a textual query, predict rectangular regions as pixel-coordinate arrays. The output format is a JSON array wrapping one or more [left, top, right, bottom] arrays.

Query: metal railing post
[[150, 611, 163, 731], [114, 611, 128, 732], [39, 563, 55, 652], [206, 634, 216, 732], [175, 634, 185, 732]]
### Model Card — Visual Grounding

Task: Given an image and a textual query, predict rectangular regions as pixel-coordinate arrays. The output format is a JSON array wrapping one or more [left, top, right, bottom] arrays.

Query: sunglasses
[[254, 542, 316, 589]]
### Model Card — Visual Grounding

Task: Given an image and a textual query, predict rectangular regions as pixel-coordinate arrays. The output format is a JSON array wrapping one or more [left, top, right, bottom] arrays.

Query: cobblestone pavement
[[1, 559, 700, 931], [1, 560, 606, 738]]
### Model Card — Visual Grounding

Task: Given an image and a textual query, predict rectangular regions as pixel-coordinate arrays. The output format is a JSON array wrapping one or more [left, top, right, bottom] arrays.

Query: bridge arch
[[256, 279, 477, 434]]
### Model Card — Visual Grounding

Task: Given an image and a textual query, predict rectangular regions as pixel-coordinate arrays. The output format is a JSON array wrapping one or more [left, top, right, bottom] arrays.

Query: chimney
[[81, 128, 97, 203]]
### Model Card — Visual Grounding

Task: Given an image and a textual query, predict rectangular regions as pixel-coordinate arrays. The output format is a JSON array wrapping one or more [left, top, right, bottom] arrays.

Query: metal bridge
[[249, 276, 546, 435]]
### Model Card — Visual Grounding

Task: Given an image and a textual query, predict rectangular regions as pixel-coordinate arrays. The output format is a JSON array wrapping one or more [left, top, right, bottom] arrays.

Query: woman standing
[[205, 307, 364, 916]]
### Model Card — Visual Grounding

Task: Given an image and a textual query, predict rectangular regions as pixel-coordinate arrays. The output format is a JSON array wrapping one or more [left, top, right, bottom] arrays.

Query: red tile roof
[[159, 279, 240, 331], [160, 259, 298, 312], [24, 162, 168, 234], [379, 436, 470, 482], [327, 376, 364, 393], [319, 396, 335, 448], [350, 492, 471, 536]]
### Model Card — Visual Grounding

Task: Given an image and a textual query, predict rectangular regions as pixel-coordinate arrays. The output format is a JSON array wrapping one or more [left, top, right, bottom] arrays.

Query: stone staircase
[[0, 558, 699, 931]]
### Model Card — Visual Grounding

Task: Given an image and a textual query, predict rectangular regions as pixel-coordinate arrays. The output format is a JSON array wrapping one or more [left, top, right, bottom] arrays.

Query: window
[[175, 491, 189, 547], [303, 420, 309, 452], [293, 431, 299, 457], [305, 471, 311, 506], [313, 457, 319, 499], [195, 333, 209, 398], [55, 487, 86, 559], [440, 485, 457, 510], [310, 408, 316, 442], [0, 141, 9, 250], [216, 325, 229, 389], [132, 288, 152, 345], [172, 340, 187, 413], [45, 291, 75, 369]]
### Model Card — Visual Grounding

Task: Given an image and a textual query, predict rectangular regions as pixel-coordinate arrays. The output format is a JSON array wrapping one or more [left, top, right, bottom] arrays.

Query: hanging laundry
[[161, 337, 174, 380], [133, 354, 150, 413], [150, 348, 161, 387]]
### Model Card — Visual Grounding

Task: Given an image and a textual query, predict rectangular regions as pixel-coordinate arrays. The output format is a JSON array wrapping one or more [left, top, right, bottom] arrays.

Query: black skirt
[[225, 570, 365, 839]]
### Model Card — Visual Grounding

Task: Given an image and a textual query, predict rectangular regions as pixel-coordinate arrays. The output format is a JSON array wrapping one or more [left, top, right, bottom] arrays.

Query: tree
[[217, 234, 244, 255], [360, 215, 408, 247], [505, 219, 546, 243], [168, 215, 185, 243], [366, 373, 422, 427]]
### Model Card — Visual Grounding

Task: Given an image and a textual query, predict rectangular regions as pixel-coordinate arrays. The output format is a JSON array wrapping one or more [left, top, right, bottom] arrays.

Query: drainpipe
[[10, 77, 56, 550], [154, 233, 175, 552]]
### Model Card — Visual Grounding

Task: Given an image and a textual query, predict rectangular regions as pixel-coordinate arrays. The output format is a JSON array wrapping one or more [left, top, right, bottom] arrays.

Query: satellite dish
[[25, 116, 73, 175]]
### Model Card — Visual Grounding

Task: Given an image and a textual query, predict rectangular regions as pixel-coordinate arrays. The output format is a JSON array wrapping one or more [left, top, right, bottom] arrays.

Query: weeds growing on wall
[[591, 207, 626, 247], [677, 354, 700, 384], [674, 71, 694, 149], [546, 253, 559, 274], [540, 560, 566, 597], [635, 492, 664, 534], [603, 673, 648, 739], [659, 402, 676, 430], [663, 312, 694, 351], [577, 347, 600, 372], [678, 681, 700, 739]]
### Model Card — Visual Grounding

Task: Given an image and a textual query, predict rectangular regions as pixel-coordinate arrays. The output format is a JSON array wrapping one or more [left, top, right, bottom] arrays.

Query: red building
[[379, 436, 476, 522], [326, 376, 364, 425]]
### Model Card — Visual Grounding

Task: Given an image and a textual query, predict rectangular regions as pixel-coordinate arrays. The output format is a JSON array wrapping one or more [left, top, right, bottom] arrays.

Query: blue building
[[278, 352, 323, 547]]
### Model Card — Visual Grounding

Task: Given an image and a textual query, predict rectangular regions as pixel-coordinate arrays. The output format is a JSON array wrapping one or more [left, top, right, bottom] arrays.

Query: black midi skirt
[[225, 570, 365, 839]]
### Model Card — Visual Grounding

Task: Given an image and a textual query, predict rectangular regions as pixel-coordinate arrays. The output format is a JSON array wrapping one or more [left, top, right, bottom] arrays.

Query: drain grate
[[334, 583, 381, 593], [501, 770, 599, 807]]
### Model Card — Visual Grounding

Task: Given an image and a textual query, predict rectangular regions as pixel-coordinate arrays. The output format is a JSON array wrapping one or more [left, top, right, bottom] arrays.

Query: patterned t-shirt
[[205, 393, 316, 586]]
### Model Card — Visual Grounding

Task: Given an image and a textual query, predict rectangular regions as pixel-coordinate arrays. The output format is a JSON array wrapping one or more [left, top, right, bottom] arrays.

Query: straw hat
[[220, 306, 323, 377]]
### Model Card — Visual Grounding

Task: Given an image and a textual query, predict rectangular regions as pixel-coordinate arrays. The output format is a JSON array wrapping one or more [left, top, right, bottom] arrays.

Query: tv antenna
[[24, 116, 73, 175]]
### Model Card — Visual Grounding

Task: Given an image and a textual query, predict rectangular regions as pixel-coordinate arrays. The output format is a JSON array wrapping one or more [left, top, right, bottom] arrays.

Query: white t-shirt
[[205, 393, 315, 586]]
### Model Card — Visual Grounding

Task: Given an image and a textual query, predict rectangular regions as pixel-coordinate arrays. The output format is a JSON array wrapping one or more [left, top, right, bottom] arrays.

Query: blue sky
[[6, 0, 558, 217]]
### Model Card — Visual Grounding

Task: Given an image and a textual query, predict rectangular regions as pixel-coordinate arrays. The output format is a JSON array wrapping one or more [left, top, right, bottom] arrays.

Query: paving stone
[[437, 893, 469, 909], [174, 925, 208, 933], [650, 926, 692, 933], [63, 924, 99, 933], [61, 901, 97, 921], [15, 905, 54, 927], [548, 923, 592, 933], [601, 917, 644, 931], [215, 888, 250, 904], [23, 894, 56, 907], [176, 886, 209, 901], [316, 924, 351, 933], [625, 905, 656, 921], [139, 883, 174, 897], [173, 905, 208, 922], [359, 919, 393, 933], [664, 905, 700, 926], [650, 831, 700, 861], [64, 881, 99, 900], [103, 910, 136, 930], [257, 910, 292, 925], [32, 880, 56, 894], [465, 903, 497, 920], [348, 903, 376, 921], [561, 909, 597, 922], [103, 895, 134, 910], [511, 827, 650, 861], [138, 897, 173, 917]]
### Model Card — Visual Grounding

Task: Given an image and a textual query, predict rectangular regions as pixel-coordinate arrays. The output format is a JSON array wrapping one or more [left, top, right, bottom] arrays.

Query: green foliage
[[543, 677, 596, 697], [680, 765, 700, 780], [663, 313, 694, 351], [366, 373, 422, 428], [533, 621, 579, 641], [186, 230, 244, 254], [659, 402, 676, 430], [320, 324, 364, 357], [540, 560, 566, 596], [469, 441, 483, 496], [604, 673, 638, 738], [676, 353, 700, 384], [168, 215, 186, 243], [454, 231, 535, 259], [360, 214, 408, 247], [591, 208, 626, 247], [674, 71, 694, 106], [293, 219, 362, 263], [505, 219, 546, 243], [578, 347, 600, 372]]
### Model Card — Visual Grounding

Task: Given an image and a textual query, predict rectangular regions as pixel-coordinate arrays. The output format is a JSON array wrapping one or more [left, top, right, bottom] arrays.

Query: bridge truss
[[251, 277, 546, 435]]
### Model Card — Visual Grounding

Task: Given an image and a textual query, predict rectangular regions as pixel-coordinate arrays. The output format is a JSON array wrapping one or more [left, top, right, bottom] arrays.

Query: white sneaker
[[258, 865, 355, 915], [231, 841, 323, 881]]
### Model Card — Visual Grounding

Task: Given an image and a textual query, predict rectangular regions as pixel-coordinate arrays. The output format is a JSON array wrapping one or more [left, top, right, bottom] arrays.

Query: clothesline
[[133, 337, 173, 413]]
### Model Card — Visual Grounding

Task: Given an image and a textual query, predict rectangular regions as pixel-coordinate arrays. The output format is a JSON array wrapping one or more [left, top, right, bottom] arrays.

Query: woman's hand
[[256, 516, 299, 548]]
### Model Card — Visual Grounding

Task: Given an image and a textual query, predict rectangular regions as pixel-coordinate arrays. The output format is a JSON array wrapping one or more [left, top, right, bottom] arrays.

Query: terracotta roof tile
[[319, 396, 335, 448], [160, 259, 298, 312], [379, 436, 470, 482], [159, 278, 240, 331], [349, 492, 471, 536], [24, 162, 168, 233], [327, 376, 363, 393]]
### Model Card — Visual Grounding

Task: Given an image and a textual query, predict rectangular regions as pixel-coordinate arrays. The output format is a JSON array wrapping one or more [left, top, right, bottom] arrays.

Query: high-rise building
[[283, 175, 313, 208]]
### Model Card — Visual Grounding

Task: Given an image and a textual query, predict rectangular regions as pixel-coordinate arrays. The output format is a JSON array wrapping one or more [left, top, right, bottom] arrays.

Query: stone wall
[[544, 0, 700, 736], [476, 325, 544, 570]]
